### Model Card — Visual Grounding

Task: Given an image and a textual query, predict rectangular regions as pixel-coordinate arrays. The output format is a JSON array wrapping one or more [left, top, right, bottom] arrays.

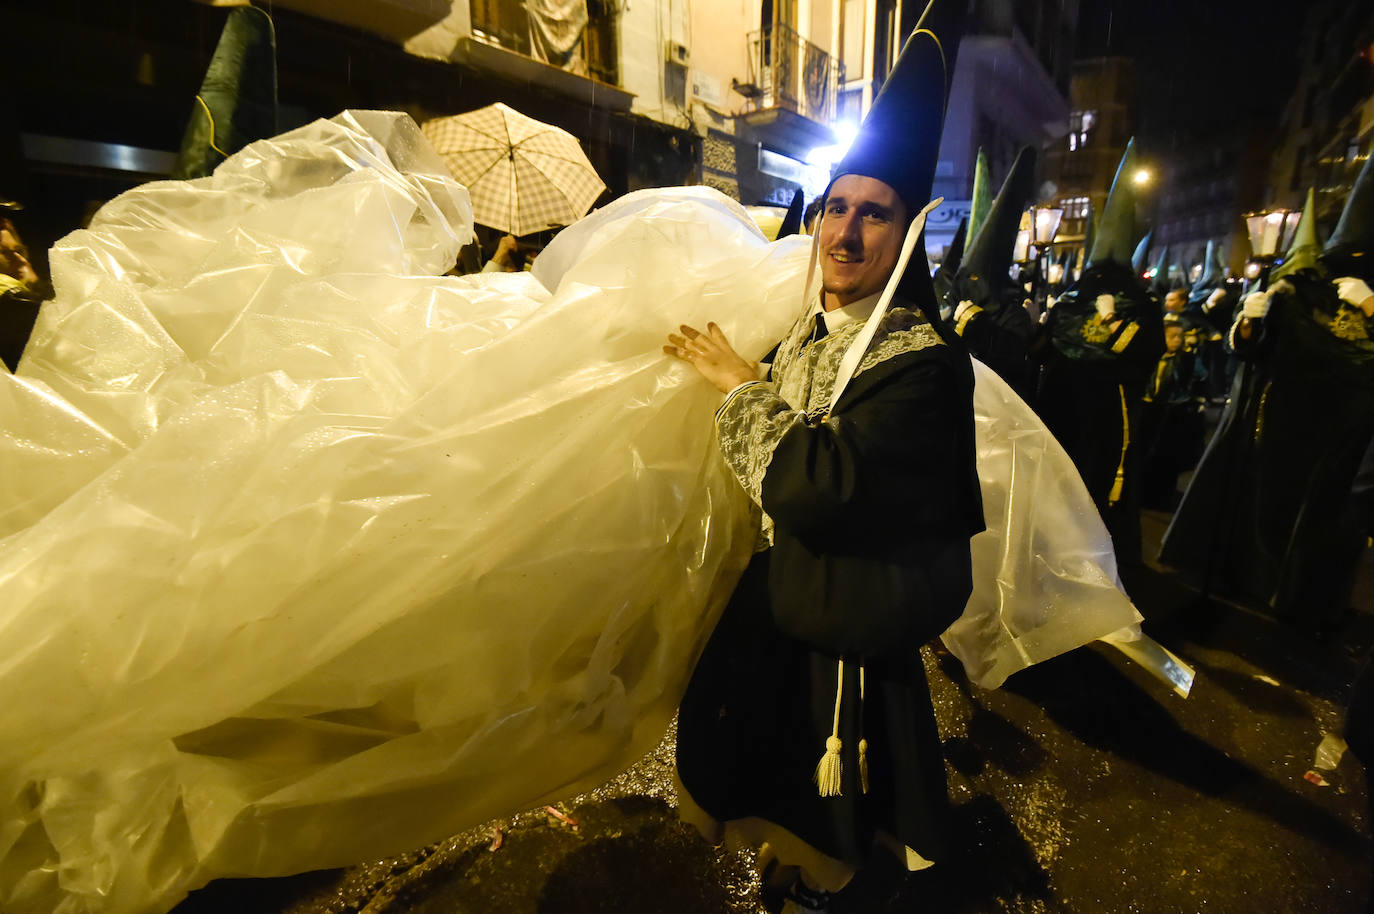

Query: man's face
[[1164, 324, 1184, 353], [1164, 290, 1186, 313], [818, 175, 908, 308]]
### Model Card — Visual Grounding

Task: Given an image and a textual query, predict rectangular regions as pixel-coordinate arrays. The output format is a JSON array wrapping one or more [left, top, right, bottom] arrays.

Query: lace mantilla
[[715, 306, 943, 547]]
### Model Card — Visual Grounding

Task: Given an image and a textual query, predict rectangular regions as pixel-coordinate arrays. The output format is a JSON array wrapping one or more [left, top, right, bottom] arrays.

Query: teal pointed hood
[[172, 7, 278, 180], [1088, 140, 1141, 268], [968, 148, 992, 245], [1273, 188, 1321, 282], [1322, 153, 1374, 283]]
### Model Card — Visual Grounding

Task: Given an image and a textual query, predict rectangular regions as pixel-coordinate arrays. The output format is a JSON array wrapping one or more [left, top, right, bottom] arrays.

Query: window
[[1061, 196, 1090, 220], [1290, 145, 1306, 192], [1067, 110, 1096, 151]]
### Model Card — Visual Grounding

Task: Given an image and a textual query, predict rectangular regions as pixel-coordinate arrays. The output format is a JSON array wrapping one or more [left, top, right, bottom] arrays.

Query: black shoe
[[779, 877, 834, 914], [759, 856, 799, 914]]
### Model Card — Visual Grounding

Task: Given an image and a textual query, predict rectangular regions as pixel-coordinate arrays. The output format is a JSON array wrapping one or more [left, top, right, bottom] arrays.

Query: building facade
[[2, 0, 701, 271], [1040, 56, 1135, 267], [1266, 0, 1374, 233]]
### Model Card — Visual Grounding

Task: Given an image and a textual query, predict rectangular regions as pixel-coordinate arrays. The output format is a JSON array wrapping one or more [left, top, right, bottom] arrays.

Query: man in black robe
[[663, 6, 983, 910]]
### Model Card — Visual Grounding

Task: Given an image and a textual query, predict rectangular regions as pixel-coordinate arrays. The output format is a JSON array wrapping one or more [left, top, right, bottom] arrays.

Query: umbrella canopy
[[422, 103, 605, 236]]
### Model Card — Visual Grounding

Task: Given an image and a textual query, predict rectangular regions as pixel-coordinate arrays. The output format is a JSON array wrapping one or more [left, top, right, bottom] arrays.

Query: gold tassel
[[858, 666, 869, 794], [814, 660, 844, 797]]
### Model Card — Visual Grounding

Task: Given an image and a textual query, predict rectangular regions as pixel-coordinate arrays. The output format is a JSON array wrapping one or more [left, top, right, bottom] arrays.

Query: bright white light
[[804, 121, 860, 167], [1133, 168, 1152, 186]]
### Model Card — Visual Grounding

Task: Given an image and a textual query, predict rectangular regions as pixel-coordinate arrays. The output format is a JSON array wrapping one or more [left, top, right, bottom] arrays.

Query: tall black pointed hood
[[777, 187, 806, 239], [831, 1, 965, 216], [951, 145, 1037, 309], [1322, 151, 1374, 283], [1088, 139, 1141, 269], [932, 216, 967, 304]]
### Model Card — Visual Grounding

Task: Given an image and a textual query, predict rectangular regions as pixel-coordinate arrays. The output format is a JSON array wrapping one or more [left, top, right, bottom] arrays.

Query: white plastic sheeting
[[0, 110, 1184, 914]]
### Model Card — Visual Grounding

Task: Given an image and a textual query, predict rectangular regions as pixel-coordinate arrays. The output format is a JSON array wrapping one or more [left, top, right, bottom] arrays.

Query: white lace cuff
[[713, 381, 802, 506]]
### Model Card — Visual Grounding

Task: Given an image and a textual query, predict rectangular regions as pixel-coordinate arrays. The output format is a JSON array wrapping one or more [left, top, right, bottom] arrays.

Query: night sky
[[1076, 0, 1298, 147]]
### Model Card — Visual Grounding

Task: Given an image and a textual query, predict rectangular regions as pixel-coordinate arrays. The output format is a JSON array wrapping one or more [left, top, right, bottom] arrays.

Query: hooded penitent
[[172, 6, 278, 180], [1038, 138, 1162, 558], [947, 145, 1037, 313], [1322, 151, 1374, 284], [1052, 139, 1158, 360]]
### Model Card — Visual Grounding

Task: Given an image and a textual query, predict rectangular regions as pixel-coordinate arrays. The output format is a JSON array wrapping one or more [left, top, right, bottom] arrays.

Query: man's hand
[[492, 234, 521, 271], [664, 322, 760, 393]]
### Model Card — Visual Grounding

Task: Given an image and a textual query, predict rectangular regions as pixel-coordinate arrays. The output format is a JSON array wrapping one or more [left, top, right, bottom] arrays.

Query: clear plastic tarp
[[0, 111, 1185, 914]]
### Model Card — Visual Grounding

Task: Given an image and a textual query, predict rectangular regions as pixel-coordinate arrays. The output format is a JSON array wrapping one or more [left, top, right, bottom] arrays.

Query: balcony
[[734, 23, 845, 128], [465, 0, 629, 108]]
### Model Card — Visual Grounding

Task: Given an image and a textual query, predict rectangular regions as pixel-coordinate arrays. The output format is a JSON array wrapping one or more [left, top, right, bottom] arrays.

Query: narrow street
[[174, 512, 1374, 914]]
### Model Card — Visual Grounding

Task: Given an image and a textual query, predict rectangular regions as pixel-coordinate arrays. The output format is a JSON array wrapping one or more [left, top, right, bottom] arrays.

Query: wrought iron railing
[[741, 23, 845, 125]]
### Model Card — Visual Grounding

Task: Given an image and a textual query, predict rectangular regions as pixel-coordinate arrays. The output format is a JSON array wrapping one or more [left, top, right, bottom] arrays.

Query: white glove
[[953, 299, 977, 321], [1241, 291, 1271, 320], [1094, 293, 1116, 319], [1336, 276, 1374, 309], [1205, 287, 1226, 312]]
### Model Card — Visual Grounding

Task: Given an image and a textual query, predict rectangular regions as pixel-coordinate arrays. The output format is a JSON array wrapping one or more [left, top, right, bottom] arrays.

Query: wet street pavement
[[173, 511, 1374, 914]]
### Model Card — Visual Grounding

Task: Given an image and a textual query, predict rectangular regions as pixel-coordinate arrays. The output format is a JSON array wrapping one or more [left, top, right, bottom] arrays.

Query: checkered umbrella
[[422, 103, 606, 236]]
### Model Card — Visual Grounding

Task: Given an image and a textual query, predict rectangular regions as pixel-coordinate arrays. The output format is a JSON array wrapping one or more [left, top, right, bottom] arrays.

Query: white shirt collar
[[812, 291, 882, 332]]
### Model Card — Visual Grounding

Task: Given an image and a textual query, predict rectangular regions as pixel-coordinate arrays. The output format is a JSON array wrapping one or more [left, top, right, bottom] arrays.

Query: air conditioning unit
[[665, 41, 690, 68]]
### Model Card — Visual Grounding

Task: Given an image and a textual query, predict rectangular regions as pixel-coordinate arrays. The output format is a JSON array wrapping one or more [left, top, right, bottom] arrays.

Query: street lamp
[[1242, 207, 1301, 290], [1015, 204, 1063, 321]]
